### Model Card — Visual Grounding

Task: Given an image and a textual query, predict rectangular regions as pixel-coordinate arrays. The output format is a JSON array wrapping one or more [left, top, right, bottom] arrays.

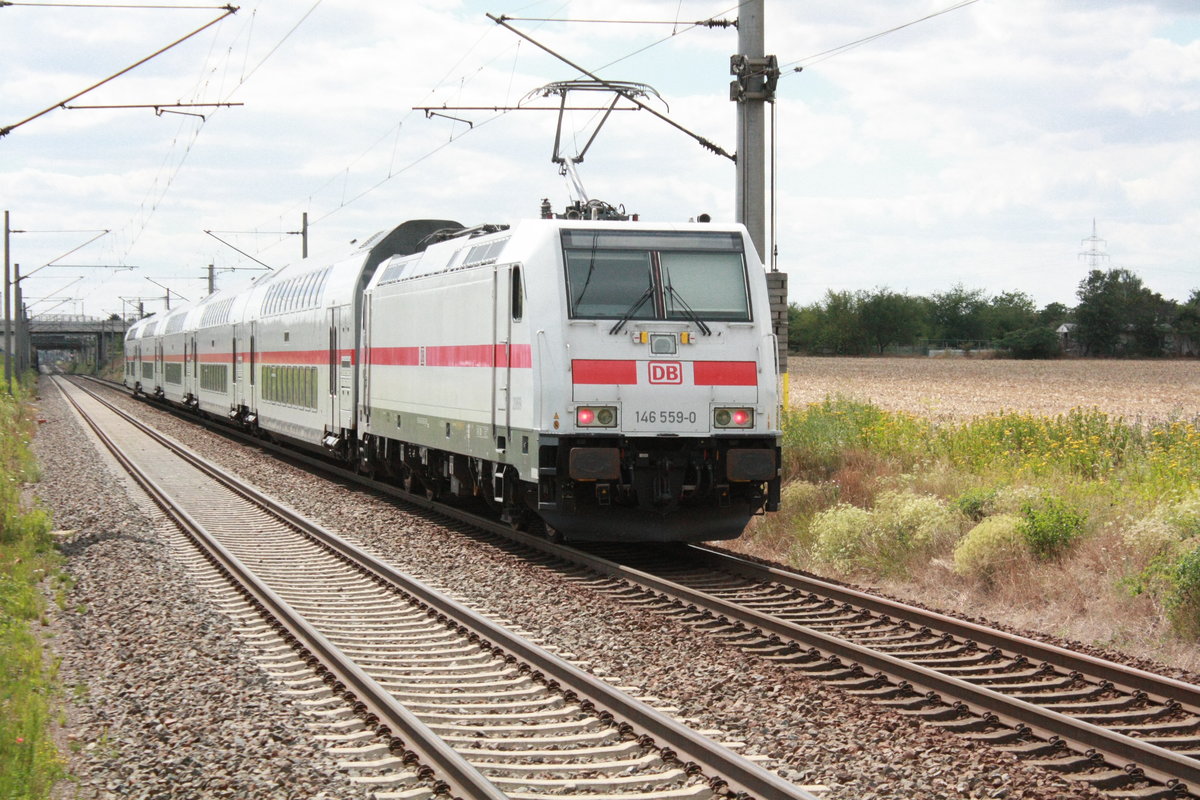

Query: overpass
[[5, 314, 130, 373]]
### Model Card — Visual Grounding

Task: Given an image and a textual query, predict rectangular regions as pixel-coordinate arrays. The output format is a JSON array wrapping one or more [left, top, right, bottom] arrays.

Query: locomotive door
[[360, 295, 371, 425], [492, 266, 510, 446]]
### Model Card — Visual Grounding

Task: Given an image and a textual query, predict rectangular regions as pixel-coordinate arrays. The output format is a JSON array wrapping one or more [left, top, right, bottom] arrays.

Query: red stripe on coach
[[370, 347, 420, 366], [572, 359, 638, 384], [370, 344, 532, 368], [692, 361, 757, 386], [258, 349, 346, 365]]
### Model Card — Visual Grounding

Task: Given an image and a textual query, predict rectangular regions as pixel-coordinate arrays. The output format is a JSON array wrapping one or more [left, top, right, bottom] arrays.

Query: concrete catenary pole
[[731, 1, 789, 401], [3, 210, 11, 390], [734, 0, 767, 263], [13, 263, 23, 375]]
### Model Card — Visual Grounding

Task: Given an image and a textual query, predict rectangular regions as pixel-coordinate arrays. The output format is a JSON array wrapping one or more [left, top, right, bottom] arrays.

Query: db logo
[[648, 361, 683, 385]]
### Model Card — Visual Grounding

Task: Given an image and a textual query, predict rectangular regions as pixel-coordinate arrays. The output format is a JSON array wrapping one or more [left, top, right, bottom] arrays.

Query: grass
[[0, 376, 64, 799], [739, 395, 1200, 658]]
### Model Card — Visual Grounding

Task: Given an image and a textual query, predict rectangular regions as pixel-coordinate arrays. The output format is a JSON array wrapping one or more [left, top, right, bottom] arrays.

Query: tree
[[1075, 268, 1171, 356], [1172, 289, 1200, 355], [815, 290, 868, 355], [982, 291, 1038, 339], [858, 288, 928, 353], [1037, 302, 1070, 329], [929, 284, 988, 343], [787, 302, 820, 353]]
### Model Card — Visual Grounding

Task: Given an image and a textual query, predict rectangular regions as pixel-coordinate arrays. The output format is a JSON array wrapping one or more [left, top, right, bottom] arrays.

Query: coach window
[[511, 266, 523, 321], [304, 272, 318, 306]]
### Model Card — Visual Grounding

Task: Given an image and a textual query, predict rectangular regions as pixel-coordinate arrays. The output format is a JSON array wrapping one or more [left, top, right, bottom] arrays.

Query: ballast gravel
[[34, 381, 373, 800], [35, 377, 1126, 800]]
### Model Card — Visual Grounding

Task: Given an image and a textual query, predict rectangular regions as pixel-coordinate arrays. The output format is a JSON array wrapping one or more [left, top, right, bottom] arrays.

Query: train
[[123, 201, 782, 542]]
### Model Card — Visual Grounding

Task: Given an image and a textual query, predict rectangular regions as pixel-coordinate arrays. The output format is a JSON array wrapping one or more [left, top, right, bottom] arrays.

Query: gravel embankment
[[34, 378, 1125, 800], [36, 380, 374, 800]]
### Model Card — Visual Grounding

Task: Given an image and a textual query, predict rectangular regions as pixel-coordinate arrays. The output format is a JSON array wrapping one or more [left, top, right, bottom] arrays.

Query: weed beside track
[[0, 378, 63, 799], [739, 392, 1200, 670]]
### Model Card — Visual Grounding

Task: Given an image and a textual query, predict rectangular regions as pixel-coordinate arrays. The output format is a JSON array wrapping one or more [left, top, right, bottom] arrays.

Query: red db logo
[[648, 362, 683, 384]]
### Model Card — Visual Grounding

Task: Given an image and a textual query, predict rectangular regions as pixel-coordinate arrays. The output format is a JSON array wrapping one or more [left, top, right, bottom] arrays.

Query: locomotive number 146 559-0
[[634, 410, 698, 425]]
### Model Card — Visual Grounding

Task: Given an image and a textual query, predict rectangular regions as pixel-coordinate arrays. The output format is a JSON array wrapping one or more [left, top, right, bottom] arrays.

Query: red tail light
[[714, 407, 754, 429], [576, 406, 617, 428]]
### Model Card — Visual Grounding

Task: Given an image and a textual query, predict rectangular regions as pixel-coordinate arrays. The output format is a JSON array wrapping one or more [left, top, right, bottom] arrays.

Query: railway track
[[547, 543, 1200, 799], [84, 375, 1200, 798], [57, 375, 815, 800]]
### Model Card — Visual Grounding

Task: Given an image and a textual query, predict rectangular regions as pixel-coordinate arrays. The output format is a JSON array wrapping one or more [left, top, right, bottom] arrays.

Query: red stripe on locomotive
[[692, 361, 757, 386]]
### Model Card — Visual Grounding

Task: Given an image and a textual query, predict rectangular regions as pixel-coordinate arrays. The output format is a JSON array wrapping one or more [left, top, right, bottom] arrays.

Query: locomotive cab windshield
[[562, 230, 751, 325]]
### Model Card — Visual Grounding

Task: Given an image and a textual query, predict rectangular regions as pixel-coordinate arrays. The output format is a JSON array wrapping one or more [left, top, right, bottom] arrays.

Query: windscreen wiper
[[663, 284, 712, 336], [609, 285, 655, 335]]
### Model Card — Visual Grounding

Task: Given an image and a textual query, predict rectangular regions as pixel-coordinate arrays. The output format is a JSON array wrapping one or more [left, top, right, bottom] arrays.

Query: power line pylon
[[1078, 218, 1110, 269]]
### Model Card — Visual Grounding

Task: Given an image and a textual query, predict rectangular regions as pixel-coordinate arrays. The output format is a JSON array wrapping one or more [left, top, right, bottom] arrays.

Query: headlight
[[714, 407, 753, 428], [577, 406, 617, 428]]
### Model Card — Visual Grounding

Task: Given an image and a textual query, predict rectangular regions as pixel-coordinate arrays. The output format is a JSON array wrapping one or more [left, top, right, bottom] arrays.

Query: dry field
[[787, 356, 1200, 424]]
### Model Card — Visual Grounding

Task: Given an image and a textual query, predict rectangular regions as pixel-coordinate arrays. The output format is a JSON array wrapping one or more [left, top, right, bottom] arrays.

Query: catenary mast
[[732, 0, 788, 398]]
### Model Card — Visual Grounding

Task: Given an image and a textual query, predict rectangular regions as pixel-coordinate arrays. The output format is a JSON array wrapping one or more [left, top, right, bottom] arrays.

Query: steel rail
[[56, 378, 508, 800], [689, 544, 1200, 712], [72, 377, 819, 800], [499, 533, 1200, 794]]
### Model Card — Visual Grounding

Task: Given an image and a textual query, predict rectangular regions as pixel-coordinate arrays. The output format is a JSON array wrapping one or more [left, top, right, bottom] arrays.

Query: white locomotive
[[125, 204, 782, 541]]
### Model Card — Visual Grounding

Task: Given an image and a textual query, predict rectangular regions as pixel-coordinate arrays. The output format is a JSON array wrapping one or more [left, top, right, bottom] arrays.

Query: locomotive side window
[[562, 229, 750, 322], [511, 266, 524, 321]]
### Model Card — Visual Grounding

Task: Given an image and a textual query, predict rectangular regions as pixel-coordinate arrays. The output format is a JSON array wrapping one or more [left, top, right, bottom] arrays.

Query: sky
[[2, 0, 1198, 322]]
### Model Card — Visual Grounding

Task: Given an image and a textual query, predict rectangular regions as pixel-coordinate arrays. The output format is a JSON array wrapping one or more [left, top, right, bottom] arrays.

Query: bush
[[953, 514, 1029, 582], [955, 486, 998, 521], [780, 480, 832, 516], [747, 480, 833, 556], [810, 504, 875, 572], [809, 490, 958, 574], [1018, 494, 1086, 559], [1165, 545, 1200, 638], [873, 490, 960, 553], [1121, 496, 1200, 637], [1123, 515, 1180, 560], [998, 327, 1060, 359], [1163, 494, 1200, 539], [1122, 494, 1200, 559]]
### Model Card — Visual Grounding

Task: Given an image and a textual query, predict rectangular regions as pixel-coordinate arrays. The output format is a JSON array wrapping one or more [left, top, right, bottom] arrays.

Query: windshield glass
[[564, 249, 653, 319], [562, 229, 750, 322], [661, 251, 749, 321]]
